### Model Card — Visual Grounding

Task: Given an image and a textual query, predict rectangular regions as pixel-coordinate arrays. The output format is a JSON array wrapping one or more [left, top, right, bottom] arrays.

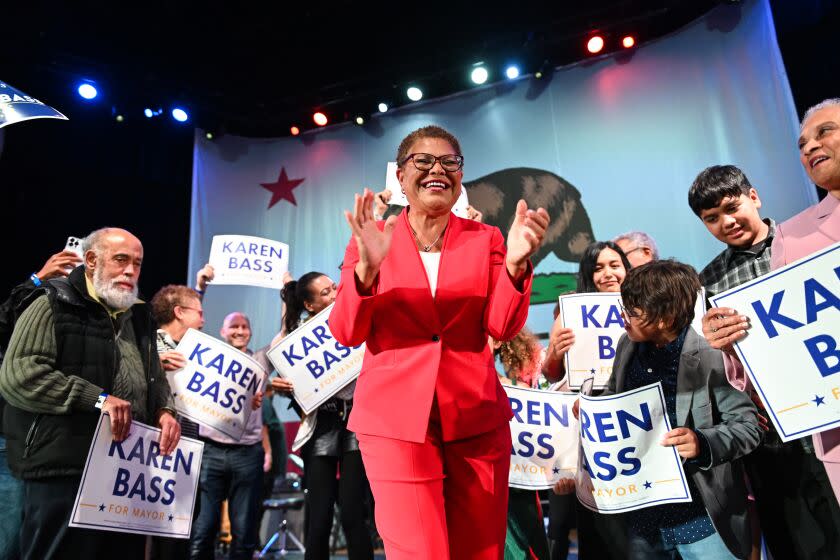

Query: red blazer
[[329, 209, 532, 443]]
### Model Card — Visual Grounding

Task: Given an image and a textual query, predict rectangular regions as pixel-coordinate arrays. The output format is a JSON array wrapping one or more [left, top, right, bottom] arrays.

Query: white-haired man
[[0, 227, 180, 559], [613, 230, 659, 268]]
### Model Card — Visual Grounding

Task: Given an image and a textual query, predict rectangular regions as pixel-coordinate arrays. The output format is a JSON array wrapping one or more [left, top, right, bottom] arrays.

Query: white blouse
[[419, 251, 442, 298]]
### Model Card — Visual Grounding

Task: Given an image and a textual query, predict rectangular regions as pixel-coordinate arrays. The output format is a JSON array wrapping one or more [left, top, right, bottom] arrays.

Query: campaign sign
[[70, 415, 203, 538], [170, 329, 266, 440], [208, 234, 290, 289], [505, 385, 579, 490], [691, 288, 706, 335], [267, 303, 364, 414], [384, 162, 470, 218], [0, 80, 68, 128], [559, 293, 625, 390], [710, 241, 840, 442], [576, 382, 691, 514]]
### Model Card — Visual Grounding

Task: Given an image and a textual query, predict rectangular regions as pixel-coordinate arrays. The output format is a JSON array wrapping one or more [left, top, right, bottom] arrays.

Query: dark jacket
[[0, 277, 41, 433], [605, 328, 762, 560], [3, 266, 163, 479]]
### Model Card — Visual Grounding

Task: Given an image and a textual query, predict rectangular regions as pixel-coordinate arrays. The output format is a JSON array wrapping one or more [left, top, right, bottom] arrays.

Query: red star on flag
[[260, 167, 305, 208]]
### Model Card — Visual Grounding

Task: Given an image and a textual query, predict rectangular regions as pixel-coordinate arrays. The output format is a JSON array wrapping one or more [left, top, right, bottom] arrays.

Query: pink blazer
[[329, 209, 532, 443], [771, 193, 840, 465]]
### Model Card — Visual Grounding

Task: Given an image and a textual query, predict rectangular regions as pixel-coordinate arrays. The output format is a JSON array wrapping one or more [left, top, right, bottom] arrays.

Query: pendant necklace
[[409, 222, 445, 252]]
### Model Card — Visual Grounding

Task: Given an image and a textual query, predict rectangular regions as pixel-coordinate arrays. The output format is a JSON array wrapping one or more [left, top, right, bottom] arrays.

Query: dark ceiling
[[3, 0, 730, 136], [0, 0, 837, 301]]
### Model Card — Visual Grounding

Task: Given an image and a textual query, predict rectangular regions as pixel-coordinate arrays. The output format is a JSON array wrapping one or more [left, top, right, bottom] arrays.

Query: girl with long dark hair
[[271, 272, 373, 560]]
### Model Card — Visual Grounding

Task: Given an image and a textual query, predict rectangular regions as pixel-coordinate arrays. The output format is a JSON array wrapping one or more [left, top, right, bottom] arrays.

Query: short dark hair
[[620, 260, 700, 333], [150, 285, 200, 325], [396, 125, 462, 167], [577, 241, 632, 293], [688, 165, 753, 216]]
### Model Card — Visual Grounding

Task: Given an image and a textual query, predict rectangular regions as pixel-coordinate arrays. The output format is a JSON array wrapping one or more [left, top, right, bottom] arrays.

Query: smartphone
[[64, 236, 84, 258]]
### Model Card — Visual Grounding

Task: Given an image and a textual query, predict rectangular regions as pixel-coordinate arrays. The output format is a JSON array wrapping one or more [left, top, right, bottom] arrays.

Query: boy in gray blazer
[[610, 260, 761, 560]]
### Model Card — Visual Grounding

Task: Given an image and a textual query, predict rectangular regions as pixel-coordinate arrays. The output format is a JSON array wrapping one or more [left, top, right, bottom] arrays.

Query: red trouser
[[357, 419, 511, 560]]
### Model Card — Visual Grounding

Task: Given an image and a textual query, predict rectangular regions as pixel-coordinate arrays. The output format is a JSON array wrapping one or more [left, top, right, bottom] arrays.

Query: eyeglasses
[[178, 305, 204, 318], [622, 246, 645, 256], [401, 153, 464, 172], [618, 302, 639, 322]]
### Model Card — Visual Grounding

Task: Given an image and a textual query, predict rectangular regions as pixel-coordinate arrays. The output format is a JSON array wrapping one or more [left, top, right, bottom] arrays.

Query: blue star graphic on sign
[[814, 395, 826, 406], [99, 503, 106, 511], [314, 388, 319, 393], [643, 481, 652, 489], [590, 368, 596, 374], [168, 514, 174, 521], [553, 467, 560, 474]]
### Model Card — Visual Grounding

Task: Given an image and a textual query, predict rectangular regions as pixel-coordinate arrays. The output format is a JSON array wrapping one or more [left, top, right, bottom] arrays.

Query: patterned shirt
[[697, 218, 811, 451], [624, 327, 717, 546], [699, 218, 775, 299]]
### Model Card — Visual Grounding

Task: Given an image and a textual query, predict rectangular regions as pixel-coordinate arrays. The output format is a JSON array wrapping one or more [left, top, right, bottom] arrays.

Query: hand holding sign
[[195, 263, 214, 293], [549, 326, 576, 361], [70, 416, 203, 538], [661, 427, 700, 459], [553, 478, 576, 496], [102, 395, 133, 442], [701, 307, 750, 356], [576, 383, 691, 514], [709, 242, 840, 442], [170, 329, 266, 440], [160, 351, 187, 371], [271, 376, 294, 395], [505, 200, 549, 279], [208, 235, 289, 289], [344, 188, 398, 291], [558, 293, 626, 389], [157, 411, 182, 456]]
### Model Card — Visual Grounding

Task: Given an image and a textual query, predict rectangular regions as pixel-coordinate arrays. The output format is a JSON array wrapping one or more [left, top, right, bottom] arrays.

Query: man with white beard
[[0, 227, 180, 560]]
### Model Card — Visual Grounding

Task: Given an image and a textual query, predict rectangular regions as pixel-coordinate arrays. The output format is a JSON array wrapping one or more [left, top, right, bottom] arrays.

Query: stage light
[[534, 59, 554, 81], [355, 116, 365, 125], [313, 112, 328, 126], [290, 126, 300, 136], [171, 108, 189, 122], [407, 87, 423, 102], [470, 66, 488, 85], [77, 83, 98, 100], [144, 108, 154, 118], [587, 36, 604, 54], [622, 35, 635, 48], [505, 66, 520, 80], [115, 115, 124, 123], [378, 102, 388, 113], [205, 132, 214, 140]]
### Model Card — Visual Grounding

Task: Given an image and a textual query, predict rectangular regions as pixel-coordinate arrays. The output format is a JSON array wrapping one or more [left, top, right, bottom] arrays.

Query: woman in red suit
[[329, 125, 550, 559]]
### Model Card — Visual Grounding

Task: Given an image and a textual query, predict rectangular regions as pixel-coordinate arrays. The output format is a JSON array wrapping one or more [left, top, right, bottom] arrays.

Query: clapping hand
[[344, 188, 398, 291], [505, 200, 549, 280]]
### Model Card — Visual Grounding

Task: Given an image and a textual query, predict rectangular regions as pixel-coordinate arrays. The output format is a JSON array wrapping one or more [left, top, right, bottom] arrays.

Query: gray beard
[[93, 268, 138, 310]]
